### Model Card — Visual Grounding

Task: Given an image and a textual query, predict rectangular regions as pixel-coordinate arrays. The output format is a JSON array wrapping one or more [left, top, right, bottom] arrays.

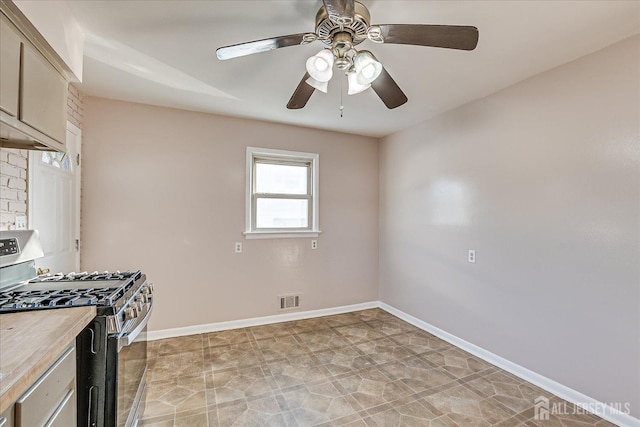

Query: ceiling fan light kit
[[216, 0, 479, 110], [305, 76, 329, 93], [352, 50, 382, 85], [306, 49, 335, 82], [347, 72, 370, 95]]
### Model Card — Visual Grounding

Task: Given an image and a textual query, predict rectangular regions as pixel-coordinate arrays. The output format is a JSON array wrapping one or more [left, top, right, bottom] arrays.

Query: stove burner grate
[[30, 270, 140, 283], [0, 286, 123, 310]]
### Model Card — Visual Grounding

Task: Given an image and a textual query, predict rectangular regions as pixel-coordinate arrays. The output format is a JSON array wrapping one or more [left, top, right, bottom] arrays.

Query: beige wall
[[379, 35, 639, 417], [81, 98, 379, 331]]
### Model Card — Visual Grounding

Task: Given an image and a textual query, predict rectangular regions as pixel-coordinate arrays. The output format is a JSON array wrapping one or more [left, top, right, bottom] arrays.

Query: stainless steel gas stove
[[0, 230, 153, 427]]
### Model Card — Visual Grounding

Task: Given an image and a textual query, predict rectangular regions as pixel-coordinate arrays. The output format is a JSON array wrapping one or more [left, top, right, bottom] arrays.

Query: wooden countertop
[[0, 306, 96, 413]]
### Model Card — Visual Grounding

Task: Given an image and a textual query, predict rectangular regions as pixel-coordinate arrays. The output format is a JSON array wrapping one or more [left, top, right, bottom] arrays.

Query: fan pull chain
[[340, 76, 344, 117]]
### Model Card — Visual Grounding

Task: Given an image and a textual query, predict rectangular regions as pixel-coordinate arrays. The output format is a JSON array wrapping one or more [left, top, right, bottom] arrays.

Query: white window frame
[[245, 147, 320, 239]]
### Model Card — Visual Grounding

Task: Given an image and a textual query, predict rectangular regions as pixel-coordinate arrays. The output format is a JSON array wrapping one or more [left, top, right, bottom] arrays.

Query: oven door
[[106, 306, 152, 427]]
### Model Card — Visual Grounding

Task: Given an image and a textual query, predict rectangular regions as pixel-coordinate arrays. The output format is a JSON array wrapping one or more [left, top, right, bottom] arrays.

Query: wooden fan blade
[[377, 24, 479, 51], [322, 0, 355, 24], [287, 73, 315, 109], [371, 67, 408, 109], [216, 33, 309, 60]]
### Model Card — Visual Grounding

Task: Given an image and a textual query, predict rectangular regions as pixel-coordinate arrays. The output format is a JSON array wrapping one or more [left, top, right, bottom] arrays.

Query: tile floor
[[140, 309, 614, 426]]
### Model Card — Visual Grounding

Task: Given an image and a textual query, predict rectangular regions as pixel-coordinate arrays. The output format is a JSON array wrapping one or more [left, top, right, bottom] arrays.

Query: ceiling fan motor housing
[[315, 1, 371, 46]]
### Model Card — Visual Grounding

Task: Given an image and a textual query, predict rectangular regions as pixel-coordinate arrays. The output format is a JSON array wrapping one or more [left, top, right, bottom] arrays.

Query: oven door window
[[117, 327, 147, 427]]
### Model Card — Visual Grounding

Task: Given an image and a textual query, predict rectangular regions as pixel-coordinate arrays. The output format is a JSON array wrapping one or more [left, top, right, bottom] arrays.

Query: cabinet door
[[0, 13, 21, 117], [20, 41, 67, 144]]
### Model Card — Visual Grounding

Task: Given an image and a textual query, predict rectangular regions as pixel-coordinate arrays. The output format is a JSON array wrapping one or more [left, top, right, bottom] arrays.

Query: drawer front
[[0, 405, 14, 427], [16, 345, 75, 427], [44, 389, 75, 427]]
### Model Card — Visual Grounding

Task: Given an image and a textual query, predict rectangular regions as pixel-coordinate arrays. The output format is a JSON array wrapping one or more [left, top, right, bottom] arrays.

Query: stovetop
[[29, 270, 140, 283], [0, 270, 143, 313]]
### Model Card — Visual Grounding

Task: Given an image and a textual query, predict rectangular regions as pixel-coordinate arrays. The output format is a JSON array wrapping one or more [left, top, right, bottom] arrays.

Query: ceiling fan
[[216, 0, 479, 110]]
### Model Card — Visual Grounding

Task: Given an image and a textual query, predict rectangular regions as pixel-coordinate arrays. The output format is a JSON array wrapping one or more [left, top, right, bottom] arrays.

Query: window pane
[[256, 198, 308, 228], [255, 163, 307, 195]]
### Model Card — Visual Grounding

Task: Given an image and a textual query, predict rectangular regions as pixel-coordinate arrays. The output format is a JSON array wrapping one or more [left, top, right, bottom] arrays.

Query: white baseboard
[[145, 301, 378, 341], [378, 302, 639, 427]]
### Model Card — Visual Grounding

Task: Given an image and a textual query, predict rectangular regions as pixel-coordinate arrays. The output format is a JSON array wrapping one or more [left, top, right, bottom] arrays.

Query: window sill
[[243, 230, 321, 240]]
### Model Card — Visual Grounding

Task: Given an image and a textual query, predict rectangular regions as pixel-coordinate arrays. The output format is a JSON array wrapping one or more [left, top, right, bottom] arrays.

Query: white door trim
[[67, 121, 81, 270]]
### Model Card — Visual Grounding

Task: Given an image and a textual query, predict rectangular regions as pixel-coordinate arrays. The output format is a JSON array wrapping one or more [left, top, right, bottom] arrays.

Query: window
[[41, 151, 72, 172], [245, 147, 319, 238]]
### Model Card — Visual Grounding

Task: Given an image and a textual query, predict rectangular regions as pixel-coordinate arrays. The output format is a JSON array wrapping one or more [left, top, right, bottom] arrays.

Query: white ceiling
[[66, 1, 640, 138]]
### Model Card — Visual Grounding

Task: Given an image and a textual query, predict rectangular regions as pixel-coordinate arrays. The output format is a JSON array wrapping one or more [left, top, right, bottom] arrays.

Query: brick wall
[[68, 83, 83, 129], [0, 84, 83, 230], [0, 149, 28, 230]]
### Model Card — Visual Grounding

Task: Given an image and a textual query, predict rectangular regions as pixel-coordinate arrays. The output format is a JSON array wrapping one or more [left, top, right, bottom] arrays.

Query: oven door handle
[[117, 305, 153, 351]]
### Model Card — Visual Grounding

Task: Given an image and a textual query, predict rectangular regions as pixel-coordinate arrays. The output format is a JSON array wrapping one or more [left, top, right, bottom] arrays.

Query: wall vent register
[[279, 294, 301, 310]]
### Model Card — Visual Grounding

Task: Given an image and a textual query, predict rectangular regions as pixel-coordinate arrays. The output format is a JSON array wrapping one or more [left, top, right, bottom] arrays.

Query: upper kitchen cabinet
[[20, 39, 68, 144], [0, 2, 75, 152], [0, 13, 20, 118]]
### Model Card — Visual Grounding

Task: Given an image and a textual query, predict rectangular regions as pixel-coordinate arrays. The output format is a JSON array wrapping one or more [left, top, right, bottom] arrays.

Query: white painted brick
[[7, 178, 26, 190], [0, 212, 15, 225], [0, 150, 8, 162], [0, 200, 8, 211], [19, 150, 28, 157], [0, 187, 18, 200], [8, 153, 27, 169], [19, 169, 26, 179], [0, 163, 21, 178], [17, 191, 26, 201], [8, 201, 26, 213]]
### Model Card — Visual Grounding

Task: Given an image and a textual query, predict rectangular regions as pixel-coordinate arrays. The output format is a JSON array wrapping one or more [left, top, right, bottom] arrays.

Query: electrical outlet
[[235, 242, 242, 253], [311, 240, 318, 250], [468, 250, 476, 263], [15, 215, 27, 230]]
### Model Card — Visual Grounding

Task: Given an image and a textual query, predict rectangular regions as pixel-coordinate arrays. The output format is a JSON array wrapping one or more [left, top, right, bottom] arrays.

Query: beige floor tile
[[143, 310, 614, 427], [267, 353, 334, 389], [324, 313, 363, 327], [174, 412, 208, 427], [334, 323, 386, 344], [313, 346, 375, 376], [248, 322, 295, 340], [351, 308, 397, 323], [286, 317, 332, 334], [204, 328, 252, 348], [355, 336, 416, 364], [296, 328, 351, 352], [389, 330, 453, 355], [255, 335, 308, 361]]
